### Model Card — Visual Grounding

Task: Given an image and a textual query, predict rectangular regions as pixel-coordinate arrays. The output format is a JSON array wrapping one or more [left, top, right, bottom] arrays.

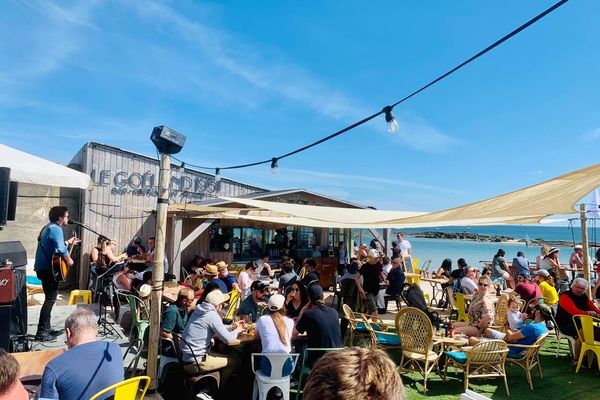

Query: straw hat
[[215, 261, 229, 271], [205, 290, 230, 306], [547, 247, 559, 255], [204, 264, 219, 276]]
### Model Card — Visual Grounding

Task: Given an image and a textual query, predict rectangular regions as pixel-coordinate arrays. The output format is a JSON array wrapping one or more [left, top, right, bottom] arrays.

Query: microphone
[[68, 220, 84, 225]]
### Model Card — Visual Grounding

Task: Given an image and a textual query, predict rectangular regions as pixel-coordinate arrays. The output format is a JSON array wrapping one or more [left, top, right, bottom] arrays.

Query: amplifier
[[0, 268, 15, 303], [0, 266, 27, 351]]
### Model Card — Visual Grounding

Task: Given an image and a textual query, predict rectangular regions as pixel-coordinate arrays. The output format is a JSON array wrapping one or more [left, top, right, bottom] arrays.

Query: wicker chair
[[489, 294, 509, 332], [444, 340, 509, 395], [506, 332, 549, 390], [361, 314, 400, 352], [341, 304, 370, 346], [395, 307, 443, 391]]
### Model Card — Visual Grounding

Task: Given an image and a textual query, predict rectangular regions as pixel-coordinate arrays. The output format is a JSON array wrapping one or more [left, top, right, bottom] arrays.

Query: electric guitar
[[52, 233, 77, 282]]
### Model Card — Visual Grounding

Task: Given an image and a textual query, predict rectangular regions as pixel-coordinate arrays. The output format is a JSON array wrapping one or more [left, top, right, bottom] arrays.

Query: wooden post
[[580, 203, 592, 298], [147, 153, 170, 389]]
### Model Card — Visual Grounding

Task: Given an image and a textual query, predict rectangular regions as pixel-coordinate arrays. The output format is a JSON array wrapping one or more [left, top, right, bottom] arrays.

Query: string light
[[383, 106, 399, 133], [167, 1, 568, 174]]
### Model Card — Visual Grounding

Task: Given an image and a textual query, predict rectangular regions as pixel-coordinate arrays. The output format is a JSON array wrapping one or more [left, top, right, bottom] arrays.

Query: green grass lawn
[[394, 339, 600, 400]]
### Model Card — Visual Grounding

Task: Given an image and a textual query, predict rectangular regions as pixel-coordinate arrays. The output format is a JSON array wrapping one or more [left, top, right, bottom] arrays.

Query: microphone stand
[[69, 220, 112, 242]]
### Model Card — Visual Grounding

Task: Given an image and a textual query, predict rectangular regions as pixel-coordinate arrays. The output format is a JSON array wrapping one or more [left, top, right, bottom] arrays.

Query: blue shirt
[[34, 222, 69, 272], [219, 274, 237, 292], [512, 256, 530, 276], [510, 321, 548, 357], [40, 341, 123, 400], [209, 277, 227, 293]]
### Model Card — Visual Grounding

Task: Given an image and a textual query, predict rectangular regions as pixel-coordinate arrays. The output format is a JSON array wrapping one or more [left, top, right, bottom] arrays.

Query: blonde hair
[[270, 308, 288, 347], [303, 347, 404, 400]]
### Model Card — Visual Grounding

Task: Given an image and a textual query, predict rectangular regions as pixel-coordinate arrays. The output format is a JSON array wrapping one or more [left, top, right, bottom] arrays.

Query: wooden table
[[12, 348, 66, 382]]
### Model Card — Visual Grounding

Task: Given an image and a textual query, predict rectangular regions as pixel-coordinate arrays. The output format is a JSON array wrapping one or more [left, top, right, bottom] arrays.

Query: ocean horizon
[[352, 225, 600, 271]]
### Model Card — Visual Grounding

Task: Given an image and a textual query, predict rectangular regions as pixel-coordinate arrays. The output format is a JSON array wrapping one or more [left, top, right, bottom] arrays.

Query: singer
[[33, 206, 80, 341]]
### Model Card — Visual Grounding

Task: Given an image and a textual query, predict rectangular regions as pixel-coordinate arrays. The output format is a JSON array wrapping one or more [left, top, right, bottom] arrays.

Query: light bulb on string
[[270, 158, 278, 174], [383, 105, 399, 133], [214, 168, 221, 183]]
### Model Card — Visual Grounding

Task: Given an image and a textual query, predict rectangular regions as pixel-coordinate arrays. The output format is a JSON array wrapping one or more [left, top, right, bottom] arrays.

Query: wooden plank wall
[[77, 142, 265, 288]]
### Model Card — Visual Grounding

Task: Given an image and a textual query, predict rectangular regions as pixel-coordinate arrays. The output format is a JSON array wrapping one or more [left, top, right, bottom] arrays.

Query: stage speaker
[[0, 167, 9, 226], [150, 125, 186, 155], [0, 241, 27, 268], [0, 267, 27, 351]]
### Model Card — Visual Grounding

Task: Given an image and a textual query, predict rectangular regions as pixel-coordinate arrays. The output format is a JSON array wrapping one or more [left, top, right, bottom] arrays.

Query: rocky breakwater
[[411, 231, 595, 247]]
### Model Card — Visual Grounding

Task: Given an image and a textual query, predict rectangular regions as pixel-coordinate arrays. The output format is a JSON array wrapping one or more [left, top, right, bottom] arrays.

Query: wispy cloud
[[580, 127, 600, 142]]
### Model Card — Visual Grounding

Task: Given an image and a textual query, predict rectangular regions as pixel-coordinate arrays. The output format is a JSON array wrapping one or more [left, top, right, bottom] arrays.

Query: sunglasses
[[478, 283, 489, 287]]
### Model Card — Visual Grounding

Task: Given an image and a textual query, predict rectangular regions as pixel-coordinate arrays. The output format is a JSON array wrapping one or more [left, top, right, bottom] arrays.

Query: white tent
[[0, 144, 91, 189]]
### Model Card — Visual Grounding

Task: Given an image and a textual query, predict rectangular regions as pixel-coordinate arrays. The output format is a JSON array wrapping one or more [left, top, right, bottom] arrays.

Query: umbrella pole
[[580, 203, 592, 298]]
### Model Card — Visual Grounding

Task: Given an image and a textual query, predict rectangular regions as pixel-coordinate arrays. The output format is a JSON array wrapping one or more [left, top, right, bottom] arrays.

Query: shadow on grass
[[399, 340, 600, 400]]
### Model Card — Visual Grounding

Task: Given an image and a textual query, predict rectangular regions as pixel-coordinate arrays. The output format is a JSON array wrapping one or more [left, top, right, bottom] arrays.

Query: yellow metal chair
[[395, 307, 443, 391], [506, 332, 549, 390], [453, 293, 470, 323], [68, 289, 92, 305], [89, 376, 150, 400], [573, 315, 600, 373], [444, 339, 509, 395], [225, 290, 241, 320], [405, 257, 421, 285]]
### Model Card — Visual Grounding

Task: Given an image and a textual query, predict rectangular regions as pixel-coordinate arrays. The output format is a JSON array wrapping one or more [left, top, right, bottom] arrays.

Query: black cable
[[174, 0, 570, 171]]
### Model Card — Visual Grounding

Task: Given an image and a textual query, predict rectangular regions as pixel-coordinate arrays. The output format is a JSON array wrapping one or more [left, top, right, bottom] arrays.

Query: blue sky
[[2, 0, 599, 214]]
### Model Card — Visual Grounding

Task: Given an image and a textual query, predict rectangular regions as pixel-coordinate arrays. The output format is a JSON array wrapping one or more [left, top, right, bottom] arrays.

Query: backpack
[[402, 284, 440, 325]]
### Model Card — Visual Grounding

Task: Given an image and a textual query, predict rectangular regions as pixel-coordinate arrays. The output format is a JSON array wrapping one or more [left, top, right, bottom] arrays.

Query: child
[[507, 297, 525, 330]]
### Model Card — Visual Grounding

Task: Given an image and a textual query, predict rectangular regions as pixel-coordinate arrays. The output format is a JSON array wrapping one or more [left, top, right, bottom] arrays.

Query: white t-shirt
[[461, 276, 477, 294], [400, 240, 411, 255], [238, 270, 253, 298], [256, 314, 294, 353]]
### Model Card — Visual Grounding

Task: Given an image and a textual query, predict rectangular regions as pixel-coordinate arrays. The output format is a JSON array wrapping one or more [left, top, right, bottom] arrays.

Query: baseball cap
[[250, 281, 267, 292], [307, 284, 324, 302], [205, 290, 230, 306], [138, 284, 151, 298], [268, 294, 285, 311], [367, 249, 379, 259], [535, 269, 550, 277]]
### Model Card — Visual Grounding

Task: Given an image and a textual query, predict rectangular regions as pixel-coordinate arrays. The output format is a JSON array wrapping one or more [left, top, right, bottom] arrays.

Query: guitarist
[[34, 206, 80, 341]]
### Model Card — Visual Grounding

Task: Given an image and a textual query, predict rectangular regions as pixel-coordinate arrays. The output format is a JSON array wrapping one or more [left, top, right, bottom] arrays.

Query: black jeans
[[36, 269, 58, 334]]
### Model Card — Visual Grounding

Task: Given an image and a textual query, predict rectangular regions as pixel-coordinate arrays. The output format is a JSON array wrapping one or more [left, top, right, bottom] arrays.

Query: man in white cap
[[181, 290, 245, 390], [355, 249, 384, 317]]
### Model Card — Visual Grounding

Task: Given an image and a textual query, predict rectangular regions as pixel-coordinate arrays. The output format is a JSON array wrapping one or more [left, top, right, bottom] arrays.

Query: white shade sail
[[0, 144, 91, 189]]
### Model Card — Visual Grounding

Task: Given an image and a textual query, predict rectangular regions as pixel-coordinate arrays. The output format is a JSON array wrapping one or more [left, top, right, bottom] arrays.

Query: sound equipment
[[52, 234, 76, 281], [0, 241, 28, 351], [0, 167, 9, 226], [150, 125, 186, 155]]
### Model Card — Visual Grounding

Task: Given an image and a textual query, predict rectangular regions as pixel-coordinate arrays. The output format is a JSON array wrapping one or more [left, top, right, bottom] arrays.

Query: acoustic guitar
[[52, 234, 77, 282]]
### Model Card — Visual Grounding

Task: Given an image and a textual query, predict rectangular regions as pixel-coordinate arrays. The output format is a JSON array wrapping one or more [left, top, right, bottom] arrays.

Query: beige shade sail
[[221, 162, 600, 227]]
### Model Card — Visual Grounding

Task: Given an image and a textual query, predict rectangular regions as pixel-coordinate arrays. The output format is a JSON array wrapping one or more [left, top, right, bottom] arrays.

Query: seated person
[[216, 261, 240, 292], [302, 347, 404, 400], [468, 303, 552, 358], [0, 349, 28, 400], [90, 237, 127, 273], [451, 258, 468, 292], [433, 258, 452, 285], [514, 272, 542, 306], [204, 264, 228, 294], [237, 261, 258, 299], [301, 258, 320, 287], [161, 287, 195, 340], [385, 258, 405, 298], [112, 263, 134, 292], [278, 261, 298, 294], [184, 254, 204, 277], [507, 297, 525, 330], [238, 281, 267, 322], [256, 254, 274, 277], [125, 237, 145, 258], [555, 278, 600, 362], [454, 277, 495, 337], [460, 267, 478, 294], [534, 270, 558, 309], [40, 309, 123, 400], [285, 281, 308, 319], [181, 290, 245, 395]]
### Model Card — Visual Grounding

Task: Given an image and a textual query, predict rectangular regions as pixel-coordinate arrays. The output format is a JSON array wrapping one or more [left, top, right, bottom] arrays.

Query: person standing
[[34, 206, 80, 341], [355, 249, 384, 318], [396, 232, 411, 257], [336, 241, 348, 275]]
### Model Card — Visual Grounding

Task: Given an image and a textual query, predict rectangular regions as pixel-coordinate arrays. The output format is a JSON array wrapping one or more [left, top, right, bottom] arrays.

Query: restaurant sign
[[90, 168, 219, 201]]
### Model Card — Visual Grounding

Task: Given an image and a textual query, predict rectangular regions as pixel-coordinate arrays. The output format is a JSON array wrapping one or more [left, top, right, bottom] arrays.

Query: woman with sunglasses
[[454, 276, 495, 337], [285, 281, 308, 319]]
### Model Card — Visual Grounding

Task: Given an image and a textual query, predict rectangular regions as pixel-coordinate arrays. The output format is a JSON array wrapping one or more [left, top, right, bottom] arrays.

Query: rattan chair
[[489, 294, 509, 332], [395, 307, 443, 391], [341, 304, 370, 345], [361, 314, 400, 352], [444, 339, 509, 395], [506, 332, 549, 390]]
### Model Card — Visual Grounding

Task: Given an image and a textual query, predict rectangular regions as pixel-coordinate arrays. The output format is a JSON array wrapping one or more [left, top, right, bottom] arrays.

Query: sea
[[352, 225, 600, 270]]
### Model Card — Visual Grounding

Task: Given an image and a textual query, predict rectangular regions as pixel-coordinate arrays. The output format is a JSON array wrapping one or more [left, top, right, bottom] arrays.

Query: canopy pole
[[147, 153, 170, 389], [580, 203, 592, 298]]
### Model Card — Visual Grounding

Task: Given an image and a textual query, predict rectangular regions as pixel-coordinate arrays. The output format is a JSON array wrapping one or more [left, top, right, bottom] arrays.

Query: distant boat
[[524, 234, 531, 246]]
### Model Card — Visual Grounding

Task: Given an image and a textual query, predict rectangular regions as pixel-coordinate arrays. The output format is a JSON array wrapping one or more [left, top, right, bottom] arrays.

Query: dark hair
[[149, 237, 156, 241], [97, 235, 109, 244], [282, 261, 295, 273], [338, 241, 344, 246], [382, 256, 390, 265], [0, 349, 20, 396], [304, 258, 317, 269], [441, 258, 452, 272], [517, 251, 524, 257], [262, 253, 270, 259], [246, 261, 258, 270], [457, 258, 467, 268], [142, 271, 153, 282], [482, 267, 492, 275], [48, 206, 68, 222], [287, 281, 309, 306], [391, 241, 398, 247], [199, 281, 221, 303], [495, 249, 505, 257]]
